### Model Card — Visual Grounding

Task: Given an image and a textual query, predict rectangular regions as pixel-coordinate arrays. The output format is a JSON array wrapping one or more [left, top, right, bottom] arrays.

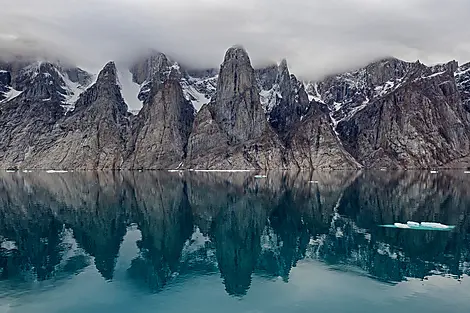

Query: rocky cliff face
[[305, 58, 415, 128], [256, 60, 310, 137], [124, 70, 195, 169], [0, 60, 93, 169], [288, 102, 361, 169], [186, 46, 289, 170], [336, 61, 470, 168], [23, 62, 131, 170], [457, 62, 470, 113]]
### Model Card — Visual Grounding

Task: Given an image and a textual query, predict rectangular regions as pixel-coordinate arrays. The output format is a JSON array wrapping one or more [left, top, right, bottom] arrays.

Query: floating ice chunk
[[1, 240, 17, 251], [46, 170, 69, 173], [394, 223, 410, 229], [430, 170, 438, 174], [194, 169, 252, 172], [254, 175, 267, 179], [309, 181, 319, 184], [420, 222, 450, 229], [381, 221, 455, 231]]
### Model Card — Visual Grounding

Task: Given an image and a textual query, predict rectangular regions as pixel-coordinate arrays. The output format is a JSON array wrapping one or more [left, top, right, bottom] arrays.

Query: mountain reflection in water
[[1, 170, 470, 298]]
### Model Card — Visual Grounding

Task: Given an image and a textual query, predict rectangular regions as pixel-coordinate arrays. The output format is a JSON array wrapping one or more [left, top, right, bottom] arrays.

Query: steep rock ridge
[[0, 90, 65, 169], [130, 52, 173, 103], [186, 46, 288, 170], [17, 62, 131, 169], [305, 58, 415, 128], [256, 59, 310, 136], [456, 62, 470, 113], [0, 60, 92, 110], [124, 69, 195, 169], [288, 102, 361, 169], [337, 61, 470, 168]]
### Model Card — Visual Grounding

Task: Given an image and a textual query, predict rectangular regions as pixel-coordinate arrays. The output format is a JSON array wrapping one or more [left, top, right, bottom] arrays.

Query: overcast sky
[[0, 0, 470, 79]]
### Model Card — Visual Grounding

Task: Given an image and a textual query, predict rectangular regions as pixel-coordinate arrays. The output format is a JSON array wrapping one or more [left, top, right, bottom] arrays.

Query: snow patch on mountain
[[259, 84, 282, 113], [117, 67, 143, 113], [180, 74, 218, 112], [0, 87, 22, 104]]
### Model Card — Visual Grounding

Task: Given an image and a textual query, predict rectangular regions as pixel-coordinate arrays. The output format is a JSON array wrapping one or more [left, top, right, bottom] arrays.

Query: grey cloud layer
[[0, 0, 469, 79]]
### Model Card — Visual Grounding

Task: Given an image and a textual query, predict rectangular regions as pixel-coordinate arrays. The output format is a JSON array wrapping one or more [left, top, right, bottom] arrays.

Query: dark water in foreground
[[1, 170, 470, 312]]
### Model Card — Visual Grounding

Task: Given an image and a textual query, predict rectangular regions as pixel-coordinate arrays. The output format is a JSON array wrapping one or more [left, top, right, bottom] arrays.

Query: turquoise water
[[1, 170, 470, 312]]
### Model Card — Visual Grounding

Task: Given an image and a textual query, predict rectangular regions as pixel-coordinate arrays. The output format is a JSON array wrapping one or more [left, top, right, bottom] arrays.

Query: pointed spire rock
[[124, 79, 195, 169], [96, 61, 118, 87], [212, 45, 268, 143], [186, 46, 287, 170]]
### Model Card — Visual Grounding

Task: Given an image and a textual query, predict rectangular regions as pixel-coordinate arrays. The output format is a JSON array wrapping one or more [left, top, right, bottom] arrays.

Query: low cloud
[[1, 0, 469, 79]]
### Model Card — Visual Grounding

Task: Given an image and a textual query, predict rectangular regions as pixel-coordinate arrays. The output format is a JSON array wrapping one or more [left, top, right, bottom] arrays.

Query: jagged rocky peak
[[74, 61, 127, 114], [0, 59, 92, 108], [124, 76, 195, 169], [186, 45, 286, 170], [96, 61, 118, 85], [217, 45, 257, 101], [336, 58, 469, 169], [129, 51, 174, 103], [256, 58, 310, 135], [130, 51, 172, 85], [212, 45, 268, 143]]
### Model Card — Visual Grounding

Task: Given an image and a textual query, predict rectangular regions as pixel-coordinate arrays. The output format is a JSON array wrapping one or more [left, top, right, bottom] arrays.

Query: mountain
[[124, 68, 195, 169], [129, 52, 217, 111], [1, 46, 470, 169], [334, 61, 470, 168], [19, 61, 131, 169], [0, 60, 94, 169], [185, 46, 288, 170], [256, 59, 310, 137]]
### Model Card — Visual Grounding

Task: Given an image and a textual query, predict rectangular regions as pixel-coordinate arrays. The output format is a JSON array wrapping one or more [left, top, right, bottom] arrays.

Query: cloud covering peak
[[1, 0, 470, 79]]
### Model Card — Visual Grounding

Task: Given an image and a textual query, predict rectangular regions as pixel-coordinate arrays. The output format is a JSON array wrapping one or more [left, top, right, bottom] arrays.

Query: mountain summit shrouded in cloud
[[1, 0, 470, 79]]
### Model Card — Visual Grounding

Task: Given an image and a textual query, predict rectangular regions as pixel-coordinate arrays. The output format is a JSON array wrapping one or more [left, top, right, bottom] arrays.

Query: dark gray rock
[[124, 72, 195, 169], [288, 103, 361, 169], [0, 70, 11, 100], [14, 62, 131, 170], [129, 52, 173, 102], [456, 62, 470, 113], [256, 60, 310, 137], [186, 46, 288, 170], [307, 58, 415, 127], [336, 61, 470, 168]]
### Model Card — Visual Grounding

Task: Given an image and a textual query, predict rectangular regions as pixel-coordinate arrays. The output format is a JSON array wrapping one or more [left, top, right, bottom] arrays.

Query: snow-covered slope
[[181, 70, 218, 111]]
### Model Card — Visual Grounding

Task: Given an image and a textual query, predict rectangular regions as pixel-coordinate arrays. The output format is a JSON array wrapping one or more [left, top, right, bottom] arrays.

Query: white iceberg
[[394, 223, 410, 229], [407, 221, 420, 227], [420, 222, 451, 229]]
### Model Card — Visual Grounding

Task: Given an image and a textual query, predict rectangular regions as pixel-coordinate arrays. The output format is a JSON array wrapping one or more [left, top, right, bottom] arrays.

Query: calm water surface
[[1, 170, 470, 312]]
